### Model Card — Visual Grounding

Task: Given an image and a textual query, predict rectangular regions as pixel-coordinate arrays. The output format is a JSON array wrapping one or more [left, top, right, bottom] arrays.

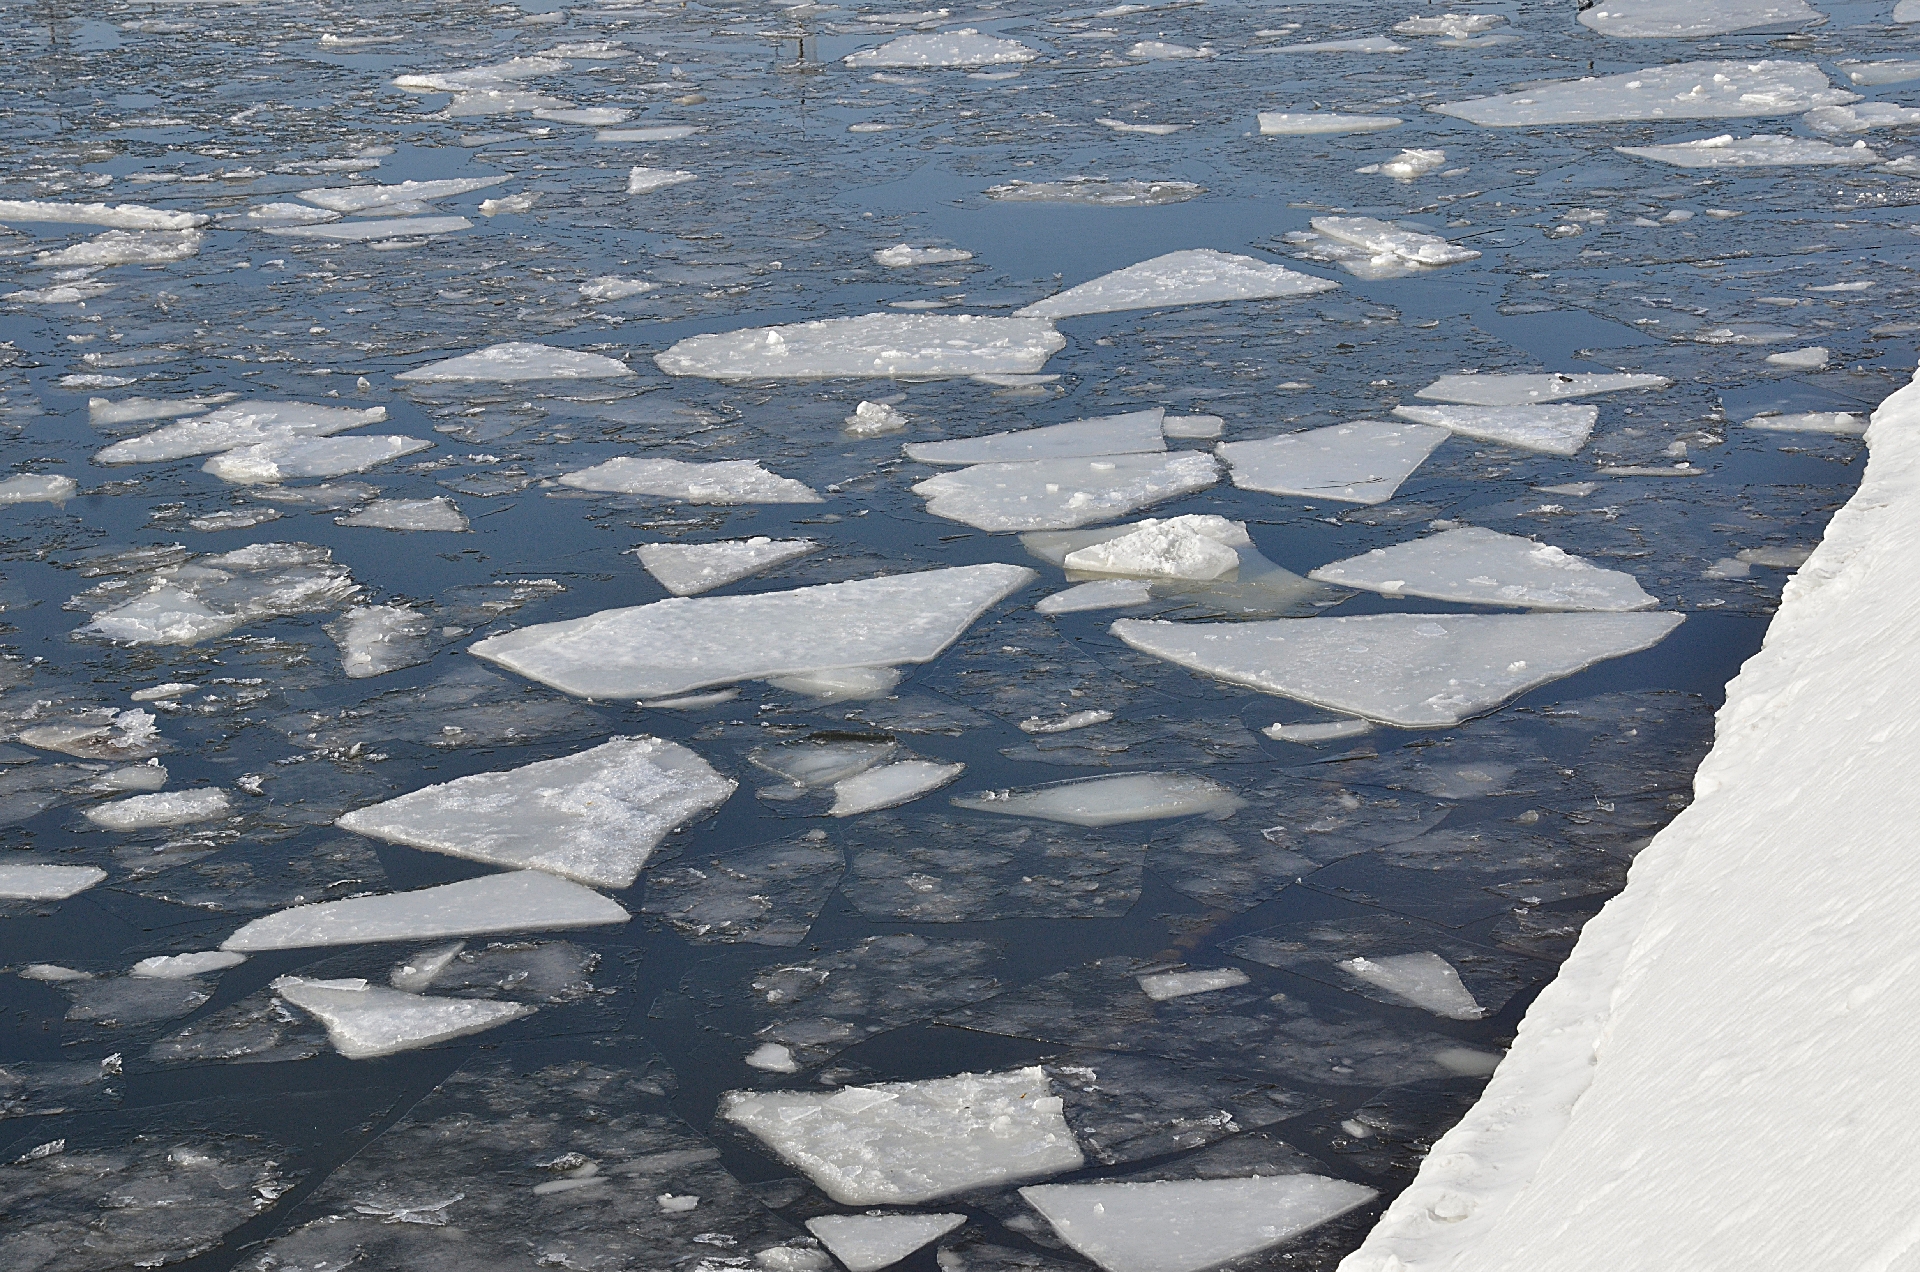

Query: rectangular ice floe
[[1616, 134, 1880, 167], [0, 475, 75, 505], [0, 863, 106, 900], [470, 564, 1035, 698], [86, 788, 231, 830], [1309, 527, 1657, 611], [1015, 250, 1337, 320], [1112, 612, 1684, 727], [96, 401, 389, 465], [719, 1067, 1084, 1204], [913, 452, 1218, 531], [1392, 403, 1598, 457], [337, 496, 468, 531], [1578, 0, 1824, 38], [655, 314, 1065, 381], [397, 341, 633, 382], [1036, 579, 1156, 614], [1747, 410, 1865, 435], [1259, 113, 1401, 135], [272, 977, 534, 1059], [951, 772, 1244, 825], [904, 409, 1166, 465], [559, 457, 822, 503], [1416, 372, 1669, 407], [222, 870, 630, 951], [1434, 60, 1856, 127], [337, 736, 735, 888], [1217, 420, 1447, 505], [635, 537, 818, 595]]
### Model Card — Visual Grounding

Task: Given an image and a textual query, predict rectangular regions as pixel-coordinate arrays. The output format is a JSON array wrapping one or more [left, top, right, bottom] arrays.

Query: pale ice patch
[[0, 864, 106, 900], [1259, 112, 1403, 135], [754, 738, 897, 789], [1747, 410, 1865, 434], [90, 395, 233, 426], [18, 708, 163, 758], [203, 434, 432, 484], [398, 341, 633, 382], [1129, 40, 1213, 58], [1016, 249, 1337, 320], [1062, 515, 1251, 582], [1394, 13, 1505, 36], [807, 1214, 967, 1271], [131, 951, 246, 979], [532, 106, 633, 125], [1616, 134, 1880, 166], [80, 543, 359, 646], [1356, 149, 1448, 180], [1276, 36, 1408, 52], [469, 563, 1036, 698], [1264, 718, 1374, 742], [636, 537, 819, 595], [392, 56, 570, 92], [1163, 414, 1223, 439], [846, 400, 909, 435], [1899, 0, 1920, 19], [1339, 952, 1485, 1019], [1111, 612, 1685, 727], [1415, 371, 1669, 406], [1136, 967, 1249, 1000], [1310, 527, 1656, 612], [905, 408, 1166, 465], [874, 243, 974, 267], [628, 166, 698, 194], [338, 496, 469, 531], [719, 1067, 1084, 1205], [262, 216, 472, 241], [5, 277, 117, 304], [272, 977, 534, 1059], [1434, 60, 1857, 127], [598, 125, 703, 141], [0, 199, 208, 230], [222, 870, 631, 951], [559, 457, 823, 503], [1098, 118, 1187, 135], [984, 178, 1205, 206], [1766, 346, 1830, 368], [329, 604, 434, 678], [1578, 0, 1824, 38], [237, 203, 342, 226], [830, 760, 966, 816], [35, 228, 203, 268], [1035, 579, 1155, 613], [1840, 59, 1920, 85], [1217, 420, 1448, 505], [657, 314, 1065, 381], [1019, 710, 1115, 734], [579, 276, 655, 300], [1805, 103, 1920, 132], [85, 788, 231, 830], [96, 401, 389, 465], [767, 666, 904, 701], [1392, 403, 1598, 457], [297, 176, 509, 212], [446, 89, 575, 116], [913, 452, 1219, 531], [1019, 1175, 1378, 1272], [952, 772, 1244, 826], [747, 1041, 800, 1072], [0, 474, 77, 505], [844, 30, 1038, 67], [1305, 217, 1480, 275]]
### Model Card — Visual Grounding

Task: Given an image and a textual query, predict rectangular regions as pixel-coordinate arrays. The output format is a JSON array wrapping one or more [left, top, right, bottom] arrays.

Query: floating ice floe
[[560, 457, 823, 504], [1276, 36, 1408, 53], [1301, 217, 1480, 278], [0, 474, 77, 505], [337, 736, 735, 889], [1578, 0, 1824, 38], [1264, 718, 1374, 742], [752, 736, 895, 789], [222, 870, 631, 951], [1840, 59, 1920, 85], [905, 408, 1165, 464], [1137, 967, 1249, 1000], [6, 277, 116, 304], [952, 772, 1243, 826], [874, 243, 974, 267], [0, 864, 106, 900], [599, 124, 703, 141], [768, 666, 904, 701], [80, 543, 360, 645], [636, 538, 819, 595], [1129, 40, 1212, 58], [1217, 420, 1448, 505], [1415, 372, 1669, 406], [533, 106, 631, 125], [91, 395, 235, 427], [1258, 112, 1403, 135], [1766, 346, 1830, 369], [471, 564, 1035, 698], [263, 216, 472, 241], [1357, 148, 1448, 179], [914, 452, 1218, 531], [1434, 60, 1857, 127], [1035, 579, 1155, 613], [393, 56, 569, 92], [131, 951, 246, 979], [1805, 103, 1920, 132], [1061, 514, 1250, 581], [657, 314, 1065, 381], [579, 276, 655, 300], [36, 228, 204, 268], [1339, 952, 1485, 1019], [1391, 403, 1599, 457], [329, 605, 434, 677], [1111, 612, 1685, 727], [846, 401, 908, 435], [85, 788, 231, 830], [845, 30, 1037, 67], [806, 1214, 967, 1272], [1098, 118, 1187, 135], [96, 401, 389, 465], [398, 341, 633, 382], [1747, 410, 1865, 434], [1015, 249, 1337, 320], [1020, 1175, 1378, 1272], [1615, 134, 1880, 166], [240, 202, 342, 227], [1309, 527, 1657, 611], [272, 977, 534, 1059], [297, 176, 509, 212], [719, 1067, 1085, 1204], [18, 708, 163, 758], [447, 89, 575, 116], [1026, 521, 1338, 617], [628, 166, 698, 194], [1163, 414, 1223, 439], [1395, 13, 1506, 36], [830, 760, 967, 816], [339, 496, 469, 531], [204, 434, 432, 484], [0, 199, 208, 230], [983, 178, 1205, 206]]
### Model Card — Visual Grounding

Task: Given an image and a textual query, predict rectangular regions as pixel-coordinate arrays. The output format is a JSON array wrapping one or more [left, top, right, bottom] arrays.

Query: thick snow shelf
[[1338, 363, 1920, 1270]]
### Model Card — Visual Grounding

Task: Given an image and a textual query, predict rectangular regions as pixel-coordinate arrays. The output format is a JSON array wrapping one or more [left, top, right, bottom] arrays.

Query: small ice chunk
[[222, 870, 631, 951], [657, 1193, 700, 1212], [1218, 420, 1447, 505], [1435, 60, 1857, 127], [0, 199, 207, 230], [952, 772, 1243, 826], [398, 342, 633, 383], [1259, 112, 1402, 135], [388, 943, 466, 991], [96, 401, 389, 465], [845, 401, 908, 435], [1097, 118, 1187, 135], [598, 125, 703, 141], [21, 964, 90, 980], [807, 1214, 968, 1272], [338, 736, 735, 889], [1112, 612, 1685, 727], [1062, 515, 1250, 581], [628, 166, 698, 194], [1616, 134, 1881, 167], [1311, 217, 1480, 269], [328, 604, 434, 678], [913, 452, 1219, 532], [392, 56, 569, 92], [1264, 718, 1374, 742], [478, 192, 539, 215], [984, 178, 1205, 207], [1358, 148, 1447, 180], [532, 106, 632, 125], [1339, 953, 1484, 1019], [720, 1067, 1084, 1205], [1129, 40, 1212, 58], [1748, 411, 1865, 435], [0, 474, 77, 505], [1019, 710, 1114, 733], [766, 666, 903, 701], [1020, 1175, 1378, 1272], [1016, 249, 1337, 320], [905, 409, 1166, 465], [636, 538, 818, 596], [272, 976, 534, 1059], [1415, 372, 1669, 406], [1578, 0, 1824, 38], [1136, 967, 1250, 1000], [830, 760, 966, 817], [204, 435, 432, 484], [0, 864, 106, 900], [262, 216, 472, 241], [1277, 36, 1408, 52], [35, 229, 203, 268], [1765, 346, 1830, 369], [1392, 403, 1598, 457], [241, 203, 343, 226], [1162, 414, 1223, 440], [297, 176, 509, 212], [1395, 13, 1505, 36], [1310, 527, 1656, 611], [130, 683, 195, 703], [579, 276, 655, 301], [747, 1042, 800, 1072], [1036, 580, 1155, 614], [657, 315, 1064, 381], [874, 243, 973, 267], [560, 457, 823, 504], [845, 30, 1037, 67], [85, 788, 231, 830], [338, 496, 469, 531], [130, 951, 246, 979]]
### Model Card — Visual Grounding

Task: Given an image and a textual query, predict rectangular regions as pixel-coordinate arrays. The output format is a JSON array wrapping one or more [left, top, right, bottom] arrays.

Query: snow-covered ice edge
[[1341, 360, 1920, 1272]]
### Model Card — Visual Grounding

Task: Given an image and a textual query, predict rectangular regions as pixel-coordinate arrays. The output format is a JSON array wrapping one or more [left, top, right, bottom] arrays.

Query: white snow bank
[[1338, 363, 1920, 1272]]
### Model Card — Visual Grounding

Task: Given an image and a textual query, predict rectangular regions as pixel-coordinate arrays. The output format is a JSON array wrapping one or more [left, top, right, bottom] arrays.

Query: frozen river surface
[[0, 0, 1909, 1268]]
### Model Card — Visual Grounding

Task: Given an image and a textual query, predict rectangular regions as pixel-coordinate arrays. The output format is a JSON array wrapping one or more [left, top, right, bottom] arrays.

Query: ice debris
[[656, 315, 1064, 381], [1435, 60, 1857, 127], [1217, 420, 1447, 505], [222, 870, 631, 951], [952, 772, 1243, 826], [1307, 217, 1480, 276], [36, 229, 204, 268], [1137, 968, 1250, 1001], [86, 788, 231, 830], [0, 199, 208, 230], [579, 276, 655, 301], [1016, 249, 1337, 320], [845, 30, 1037, 67], [628, 166, 698, 194], [636, 538, 818, 596], [983, 178, 1205, 206], [807, 1213, 967, 1272], [131, 951, 246, 979], [560, 457, 823, 503], [875, 244, 974, 267], [1061, 515, 1251, 582], [80, 543, 359, 646], [297, 176, 508, 212], [1339, 953, 1485, 1019], [273, 977, 534, 1059], [913, 452, 1219, 531], [1311, 527, 1656, 612], [328, 605, 434, 678], [398, 341, 633, 382], [905, 409, 1165, 465], [96, 401, 389, 465], [1392, 404, 1598, 457]]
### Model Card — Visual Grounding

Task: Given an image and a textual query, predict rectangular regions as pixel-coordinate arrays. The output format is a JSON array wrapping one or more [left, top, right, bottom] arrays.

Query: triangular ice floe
[[635, 537, 819, 596], [1015, 250, 1337, 320], [222, 870, 630, 951], [1217, 421, 1446, 505], [806, 1213, 968, 1271], [273, 977, 534, 1059], [1308, 526, 1656, 611], [1392, 403, 1598, 456], [904, 409, 1166, 465]]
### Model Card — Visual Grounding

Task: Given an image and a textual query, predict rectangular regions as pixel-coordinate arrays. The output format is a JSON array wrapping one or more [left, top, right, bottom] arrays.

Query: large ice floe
[[1111, 612, 1684, 727], [719, 1067, 1085, 1204], [336, 736, 735, 888], [1578, 0, 1824, 38], [1615, 134, 1880, 167], [559, 457, 823, 503], [1015, 249, 1337, 319], [951, 772, 1244, 825], [1434, 60, 1857, 127], [1391, 404, 1599, 457], [1415, 372, 1669, 406], [470, 564, 1034, 697], [95, 401, 388, 465], [656, 314, 1064, 380], [914, 452, 1219, 531], [396, 341, 633, 382], [635, 537, 818, 595], [222, 870, 630, 951], [904, 408, 1165, 465], [1308, 527, 1658, 612], [1217, 420, 1448, 504], [845, 30, 1037, 67], [272, 976, 534, 1059]]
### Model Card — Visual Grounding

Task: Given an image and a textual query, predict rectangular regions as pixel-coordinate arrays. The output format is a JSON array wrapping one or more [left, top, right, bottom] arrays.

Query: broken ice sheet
[[1434, 59, 1856, 126], [77, 542, 359, 646], [297, 176, 509, 213], [222, 870, 631, 951], [1748, 410, 1865, 435], [1616, 134, 1881, 167], [35, 228, 204, 268], [1217, 420, 1447, 505], [337, 735, 735, 889], [656, 314, 1064, 381], [1145, 823, 1314, 912], [904, 408, 1166, 465], [913, 452, 1219, 532], [1308, 526, 1658, 611], [635, 537, 818, 595], [396, 341, 634, 383], [203, 433, 433, 485], [274, 976, 535, 1058], [328, 603, 435, 677], [86, 787, 231, 830], [1259, 113, 1401, 135], [1415, 372, 1669, 407], [60, 974, 215, 1027], [1045, 1051, 1317, 1167], [283, 663, 600, 756], [1578, 0, 1825, 38], [263, 215, 472, 241], [952, 772, 1244, 826], [559, 456, 824, 503], [1015, 250, 1336, 320], [1023, 521, 1344, 620], [843, 811, 1145, 921], [0, 198, 207, 230], [642, 830, 844, 944], [720, 1066, 1084, 1205]]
